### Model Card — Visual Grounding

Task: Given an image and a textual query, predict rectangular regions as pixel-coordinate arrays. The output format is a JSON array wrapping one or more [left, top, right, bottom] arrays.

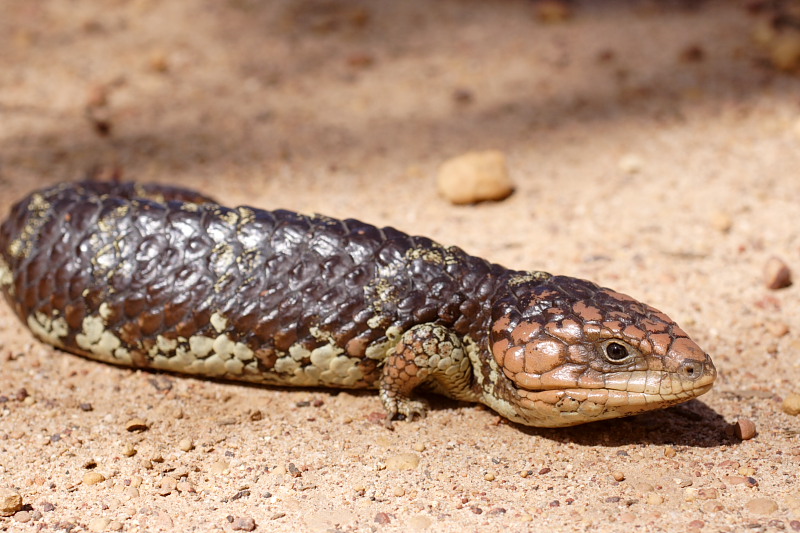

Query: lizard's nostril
[[680, 360, 704, 380]]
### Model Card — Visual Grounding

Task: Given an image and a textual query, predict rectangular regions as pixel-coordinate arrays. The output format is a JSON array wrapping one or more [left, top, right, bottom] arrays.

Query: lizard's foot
[[378, 323, 475, 426]]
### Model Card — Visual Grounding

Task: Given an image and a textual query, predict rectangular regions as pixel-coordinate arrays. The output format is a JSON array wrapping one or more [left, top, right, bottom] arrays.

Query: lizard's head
[[486, 273, 716, 427]]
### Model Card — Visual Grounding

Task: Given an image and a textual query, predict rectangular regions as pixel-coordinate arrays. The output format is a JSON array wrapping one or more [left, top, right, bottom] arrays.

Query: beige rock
[[124, 418, 148, 432], [782, 393, 800, 416], [646, 493, 663, 505], [83, 472, 106, 486], [710, 211, 732, 233], [407, 515, 433, 530], [745, 497, 778, 515], [618, 153, 644, 174], [0, 488, 23, 517], [385, 453, 420, 471], [88, 517, 111, 532], [437, 150, 514, 205]]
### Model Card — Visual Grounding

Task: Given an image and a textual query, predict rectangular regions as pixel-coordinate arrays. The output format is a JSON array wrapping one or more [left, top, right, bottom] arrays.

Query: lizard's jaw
[[496, 364, 716, 428]]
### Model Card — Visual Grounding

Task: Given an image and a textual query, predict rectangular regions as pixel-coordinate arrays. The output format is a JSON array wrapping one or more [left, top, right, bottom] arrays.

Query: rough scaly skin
[[0, 182, 716, 427]]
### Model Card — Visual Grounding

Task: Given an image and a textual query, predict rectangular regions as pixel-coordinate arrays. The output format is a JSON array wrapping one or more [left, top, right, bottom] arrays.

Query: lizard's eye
[[603, 341, 632, 363]]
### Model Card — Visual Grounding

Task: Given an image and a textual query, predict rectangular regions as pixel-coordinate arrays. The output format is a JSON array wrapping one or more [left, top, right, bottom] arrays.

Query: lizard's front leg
[[379, 323, 479, 423]]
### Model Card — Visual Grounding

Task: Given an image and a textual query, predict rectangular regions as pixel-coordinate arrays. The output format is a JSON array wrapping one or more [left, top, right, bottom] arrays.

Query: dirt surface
[[1, 1, 800, 531]]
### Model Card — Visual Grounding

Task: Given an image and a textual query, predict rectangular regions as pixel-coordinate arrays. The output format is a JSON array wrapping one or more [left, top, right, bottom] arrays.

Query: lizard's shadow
[[513, 400, 732, 447], [418, 396, 731, 447]]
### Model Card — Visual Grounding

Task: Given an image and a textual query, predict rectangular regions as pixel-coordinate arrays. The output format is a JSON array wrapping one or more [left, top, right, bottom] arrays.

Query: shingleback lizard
[[0, 182, 716, 427]]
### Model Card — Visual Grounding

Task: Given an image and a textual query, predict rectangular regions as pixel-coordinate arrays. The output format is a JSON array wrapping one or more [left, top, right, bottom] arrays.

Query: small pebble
[[734, 419, 757, 440], [612, 471, 625, 482], [124, 418, 148, 432], [149, 451, 165, 463], [412, 442, 426, 452], [88, 517, 110, 532], [385, 453, 420, 471], [83, 472, 106, 486], [436, 150, 514, 205], [210, 460, 230, 475], [746, 497, 779, 515], [738, 466, 756, 476], [703, 501, 724, 512], [782, 393, 800, 416], [764, 257, 792, 290], [160, 476, 178, 491], [484, 472, 496, 481], [766, 321, 790, 338], [664, 447, 677, 458], [688, 520, 705, 529], [646, 493, 663, 505], [287, 463, 302, 478], [231, 516, 256, 531], [14, 510, 31, 523], [407, 515, 432, 529], [0, 488, 23, 516], [178, 438, 194, 452], [698, 488, 719, 500], [710, 211, 733, 233], [618, 153, 644, 174], [121, 443, 137, 457], [149, 50, 169, 73], [393, 487, 405, 497], [374, 512, 391, 524]]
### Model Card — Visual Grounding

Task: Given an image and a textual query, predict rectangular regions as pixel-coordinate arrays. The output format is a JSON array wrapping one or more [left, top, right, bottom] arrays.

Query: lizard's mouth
[[510, 368, 716, 428]]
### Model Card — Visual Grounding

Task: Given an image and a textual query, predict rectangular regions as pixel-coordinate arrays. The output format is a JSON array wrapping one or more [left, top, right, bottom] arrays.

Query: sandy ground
[[1, 0, 800, 531]]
